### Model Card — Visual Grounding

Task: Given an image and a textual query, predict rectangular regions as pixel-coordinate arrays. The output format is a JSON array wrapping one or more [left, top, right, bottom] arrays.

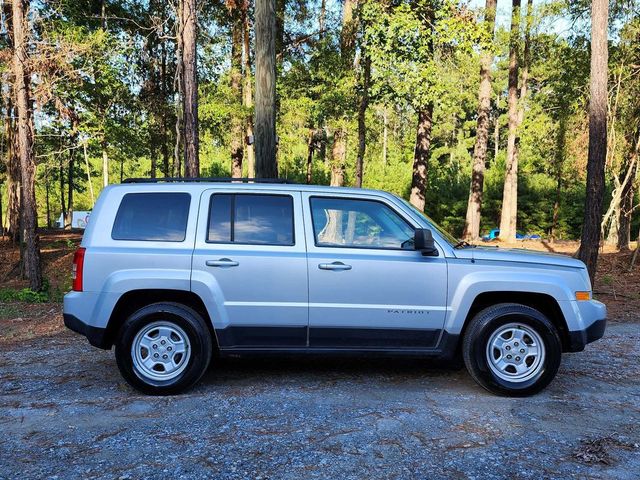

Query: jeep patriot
[[63, 179, 607, 396]]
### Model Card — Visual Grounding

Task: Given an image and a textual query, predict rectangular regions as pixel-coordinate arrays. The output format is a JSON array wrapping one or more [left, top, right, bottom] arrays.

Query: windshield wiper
[[454, 240, 474, 249]]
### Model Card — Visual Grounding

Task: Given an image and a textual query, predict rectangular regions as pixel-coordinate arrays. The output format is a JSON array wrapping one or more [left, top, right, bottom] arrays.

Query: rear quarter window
[[111, 192, 191, 242]]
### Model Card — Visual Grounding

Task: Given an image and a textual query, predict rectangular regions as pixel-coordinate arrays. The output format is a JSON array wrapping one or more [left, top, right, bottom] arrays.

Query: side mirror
[[414, 228, 439, 256]]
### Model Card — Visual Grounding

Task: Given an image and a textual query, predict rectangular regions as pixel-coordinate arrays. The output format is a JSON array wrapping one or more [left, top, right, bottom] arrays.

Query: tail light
[[72, 247, 86, 292]]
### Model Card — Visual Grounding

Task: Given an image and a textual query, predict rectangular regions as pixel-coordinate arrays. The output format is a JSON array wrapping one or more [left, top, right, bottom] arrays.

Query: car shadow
[[200, 354, 466, 385]]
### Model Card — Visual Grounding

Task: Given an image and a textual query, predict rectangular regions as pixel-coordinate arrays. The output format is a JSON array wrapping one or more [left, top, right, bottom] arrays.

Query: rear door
[[191, 189, 308, 348], [302, 193, 448, 349]]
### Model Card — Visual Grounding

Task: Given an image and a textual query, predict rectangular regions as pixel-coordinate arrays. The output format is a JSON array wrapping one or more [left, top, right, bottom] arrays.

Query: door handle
[[318, 261, 352, 271], [206, 258, 239, 267]]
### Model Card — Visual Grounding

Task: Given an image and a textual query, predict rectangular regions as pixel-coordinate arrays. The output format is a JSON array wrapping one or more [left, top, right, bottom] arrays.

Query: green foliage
[[0, 288, 50, 303], [3, 0, 640, 245]]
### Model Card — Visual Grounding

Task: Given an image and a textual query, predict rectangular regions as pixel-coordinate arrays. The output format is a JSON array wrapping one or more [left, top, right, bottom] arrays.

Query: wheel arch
[[460, 291, 571, 352], [104, 289, 216, 349]]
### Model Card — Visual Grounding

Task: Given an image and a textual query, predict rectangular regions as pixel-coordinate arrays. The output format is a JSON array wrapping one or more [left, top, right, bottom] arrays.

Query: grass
[[0, 303, 23, 320], [0, 277, 58, 303], [0, 287, 51, 303]]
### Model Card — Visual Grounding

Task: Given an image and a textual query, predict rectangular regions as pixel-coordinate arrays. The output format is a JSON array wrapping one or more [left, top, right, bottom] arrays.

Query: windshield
[[397, 197, 460, 247]]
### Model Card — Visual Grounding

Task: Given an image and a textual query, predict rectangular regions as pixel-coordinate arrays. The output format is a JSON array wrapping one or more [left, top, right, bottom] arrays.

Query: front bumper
[[566, 317, 606, 352], [565, 299, 607, 352], [63, 313, 110, 349]]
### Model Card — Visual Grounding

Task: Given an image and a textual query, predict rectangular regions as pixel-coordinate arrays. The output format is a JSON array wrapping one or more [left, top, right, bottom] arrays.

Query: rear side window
[[207, 194, 294, 246], [112, 193, 191, 242]]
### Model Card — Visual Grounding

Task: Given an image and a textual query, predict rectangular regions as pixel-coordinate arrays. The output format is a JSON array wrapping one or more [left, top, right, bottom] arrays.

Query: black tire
[[115, 302, 213, 395], [462, 303, 562, 397]]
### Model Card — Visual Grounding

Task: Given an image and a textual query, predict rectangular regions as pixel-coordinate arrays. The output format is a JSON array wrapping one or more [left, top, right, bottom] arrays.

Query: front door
[[191, 189, 308, 348], [302, 193, 448, 349]]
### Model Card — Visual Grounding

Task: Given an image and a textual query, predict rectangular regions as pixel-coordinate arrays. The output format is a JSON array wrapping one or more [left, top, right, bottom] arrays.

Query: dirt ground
[[0, 230, 82, 299], [1, 232, 639, 478], [0, 310, 639, 479]]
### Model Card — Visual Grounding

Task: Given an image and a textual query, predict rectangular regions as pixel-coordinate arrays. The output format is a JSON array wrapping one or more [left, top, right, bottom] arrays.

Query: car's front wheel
[[462, 303, 562, 396], [115, 302, 213, 395]]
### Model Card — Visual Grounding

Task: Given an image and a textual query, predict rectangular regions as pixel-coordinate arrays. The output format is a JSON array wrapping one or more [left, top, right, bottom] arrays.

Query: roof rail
[[122, 177, 297, 184]]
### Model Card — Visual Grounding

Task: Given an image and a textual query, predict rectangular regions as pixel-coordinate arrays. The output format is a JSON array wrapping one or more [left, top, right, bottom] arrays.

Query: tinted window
[[207, 194, 294, 245], [310, 197, 414, 249], [208, 194, 232, 242], [112, 193, 191, 242]]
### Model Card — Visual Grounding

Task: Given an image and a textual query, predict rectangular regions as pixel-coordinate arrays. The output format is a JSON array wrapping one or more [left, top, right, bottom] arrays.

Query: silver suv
[[63, 179, 606, 396]]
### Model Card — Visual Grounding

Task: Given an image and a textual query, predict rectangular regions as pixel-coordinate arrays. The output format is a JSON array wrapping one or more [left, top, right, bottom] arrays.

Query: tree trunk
[[319, 127, 327, 163], [66, 153, 74, 230], [5, 101, 21, 243], [550, 118, 567, 242], [319, 0, 326, 35], [0, 179, 3, 237], [65, 125, 78, 230], [243, 8, 255, 178], [44, 165, 50, 229], [101, 136, 109, 186], [83, 140, 95, 205], [507, 0, 533, 238], [173, 0, 185, 178], [340, 0, 356, 61], [161, 31, 170, 177], [409, 107, 434, 212], [630, 224, 640, 271], [6, 125, 21, 242], [578, 0, 609, 283], [618, 134, 640, 251], [463, 0, 497, 241], [12, 0, 42, 290], [254, 0, 278, 178], [181, 0, 199, 177], [604, 127, 640, 247], [306, 128, 314, 184], [617, 172, 635, 251], [498, 0, 521, 242], [3, 5, 20, 243], [150, 144, 157, 179], [59, 150, 66, 225], [145, 2, 159, 180], [330, 128, 346, 187], [382, 108, 388, 167], [230, 7, 244, 178], [355, 55, 370, 188], [606, 203, 620, 245], [494, 110, 500, 160], [275, 0, 285, 60]]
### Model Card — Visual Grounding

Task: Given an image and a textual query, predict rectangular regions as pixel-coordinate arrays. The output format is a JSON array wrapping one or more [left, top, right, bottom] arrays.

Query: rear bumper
[[63, 290, 112, 349], [566, 317, 607, 352], [63, 313, 110, 349]]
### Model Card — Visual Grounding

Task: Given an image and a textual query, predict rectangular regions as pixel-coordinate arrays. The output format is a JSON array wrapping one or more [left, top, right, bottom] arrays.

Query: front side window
[[310, 197, 414, 249], [111, 193, 191, 242], [207, 194, 294, 246]]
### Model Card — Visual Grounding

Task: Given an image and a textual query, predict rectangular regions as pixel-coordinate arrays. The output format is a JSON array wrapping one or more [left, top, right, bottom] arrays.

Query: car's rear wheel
[[462, 303, 562, 396], [115, 302, 213, 395]]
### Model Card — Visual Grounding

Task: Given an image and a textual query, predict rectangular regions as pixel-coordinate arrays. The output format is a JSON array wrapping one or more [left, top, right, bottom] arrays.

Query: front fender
[[446, 270, 576, 334]]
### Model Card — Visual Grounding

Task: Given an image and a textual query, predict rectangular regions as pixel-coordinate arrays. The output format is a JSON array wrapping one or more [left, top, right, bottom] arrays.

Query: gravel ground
[[1, 319, 639, 480]]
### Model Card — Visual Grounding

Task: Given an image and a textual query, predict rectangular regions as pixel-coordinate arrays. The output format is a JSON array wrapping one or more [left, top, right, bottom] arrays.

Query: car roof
[[113, 181, 396, 198]]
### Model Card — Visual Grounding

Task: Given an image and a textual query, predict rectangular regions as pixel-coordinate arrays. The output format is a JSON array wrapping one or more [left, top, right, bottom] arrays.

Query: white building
[[56, 211, 91, 229]]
